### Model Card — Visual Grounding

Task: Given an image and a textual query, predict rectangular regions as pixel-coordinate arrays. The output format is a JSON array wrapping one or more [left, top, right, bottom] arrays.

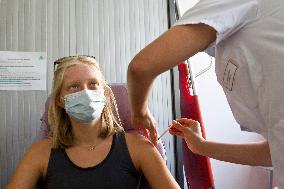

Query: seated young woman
[[6, 55, 180, 189]]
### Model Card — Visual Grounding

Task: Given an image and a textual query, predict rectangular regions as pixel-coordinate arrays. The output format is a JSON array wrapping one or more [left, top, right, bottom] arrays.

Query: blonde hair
[[48, 55, 123, 149]]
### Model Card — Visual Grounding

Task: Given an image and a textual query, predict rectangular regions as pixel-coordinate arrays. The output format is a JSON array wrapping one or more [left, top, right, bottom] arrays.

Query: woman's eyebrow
[[88, 78, 99, 82], [65, 80, 81, 86]]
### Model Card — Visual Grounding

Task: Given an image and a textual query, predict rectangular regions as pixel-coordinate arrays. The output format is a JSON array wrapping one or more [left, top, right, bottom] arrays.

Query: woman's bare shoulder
[[28, 139, 52, 158], [32, 138, 52, 149], [124, 131, 155, 151], [124, 131, 156, 169]]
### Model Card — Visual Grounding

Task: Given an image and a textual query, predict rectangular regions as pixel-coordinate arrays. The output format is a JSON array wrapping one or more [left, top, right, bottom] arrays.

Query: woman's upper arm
[[126, 133, 180, 189], [6, 139, 51, 189], [139, 143, 180, 189]]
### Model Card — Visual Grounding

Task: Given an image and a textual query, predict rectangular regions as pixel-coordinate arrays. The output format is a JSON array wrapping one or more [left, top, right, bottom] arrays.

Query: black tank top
[[42, 132, 146, 189]]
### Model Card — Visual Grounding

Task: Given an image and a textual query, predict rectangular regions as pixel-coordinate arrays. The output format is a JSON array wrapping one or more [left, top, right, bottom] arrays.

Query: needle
[[158, 126, 172, 140]]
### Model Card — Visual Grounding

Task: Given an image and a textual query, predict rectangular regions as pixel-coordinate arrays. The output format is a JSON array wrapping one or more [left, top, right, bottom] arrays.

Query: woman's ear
[[57, 96, 65, 108]]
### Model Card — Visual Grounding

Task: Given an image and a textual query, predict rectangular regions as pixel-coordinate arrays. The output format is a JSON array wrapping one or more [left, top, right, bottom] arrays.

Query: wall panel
[[0, 0, 175, 187]]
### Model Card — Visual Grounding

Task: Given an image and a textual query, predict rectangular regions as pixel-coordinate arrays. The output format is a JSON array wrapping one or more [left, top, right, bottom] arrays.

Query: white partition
[[0, 0, 176, 187]]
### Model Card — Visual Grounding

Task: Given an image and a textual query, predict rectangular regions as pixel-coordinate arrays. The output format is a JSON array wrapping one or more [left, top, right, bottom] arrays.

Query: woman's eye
[[69, 84, 79, 90], [90, 82, 99, 88]]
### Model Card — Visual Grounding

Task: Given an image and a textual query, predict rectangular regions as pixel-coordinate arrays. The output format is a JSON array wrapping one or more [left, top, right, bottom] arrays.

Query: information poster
[[0, 51, 47, 91]]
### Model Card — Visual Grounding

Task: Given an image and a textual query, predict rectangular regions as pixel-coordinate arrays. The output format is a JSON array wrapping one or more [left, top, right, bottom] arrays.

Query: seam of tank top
[[43, 148, 55, 182], [121, 132, 141, 174], [62, 133, 116, 170]]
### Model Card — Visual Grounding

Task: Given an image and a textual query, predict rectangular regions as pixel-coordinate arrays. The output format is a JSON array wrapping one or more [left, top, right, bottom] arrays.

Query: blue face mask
[[64, 89, 106, 123]]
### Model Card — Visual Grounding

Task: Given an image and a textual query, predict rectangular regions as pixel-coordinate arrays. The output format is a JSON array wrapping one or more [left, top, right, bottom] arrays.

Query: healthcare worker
[[127, 0, 284, 187]]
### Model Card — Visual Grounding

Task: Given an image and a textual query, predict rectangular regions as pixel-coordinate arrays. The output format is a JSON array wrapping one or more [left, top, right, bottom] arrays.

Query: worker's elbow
[[128, 56, 144, 75], [128, 54, 157, 80]]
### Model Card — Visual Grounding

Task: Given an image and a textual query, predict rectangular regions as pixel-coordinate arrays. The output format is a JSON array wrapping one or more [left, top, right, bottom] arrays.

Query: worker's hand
[[169, 118, 205, 154], [131, 109, 158, 145]]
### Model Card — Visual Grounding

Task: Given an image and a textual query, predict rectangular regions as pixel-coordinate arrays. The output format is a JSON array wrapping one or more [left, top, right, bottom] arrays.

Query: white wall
[[0, 0, 176, 187]]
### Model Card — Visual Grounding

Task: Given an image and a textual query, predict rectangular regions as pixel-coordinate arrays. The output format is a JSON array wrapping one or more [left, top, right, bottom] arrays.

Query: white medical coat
[[175, 0, 284, 187]]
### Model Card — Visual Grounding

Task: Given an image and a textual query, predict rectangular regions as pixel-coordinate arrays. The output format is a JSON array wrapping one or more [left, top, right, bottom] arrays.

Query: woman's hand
[[169, 118, 205, 154], [131, 109, 158, 145]]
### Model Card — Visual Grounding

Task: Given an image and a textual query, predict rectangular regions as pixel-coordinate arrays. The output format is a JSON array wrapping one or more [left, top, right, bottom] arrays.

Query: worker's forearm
[[200, 140, 272, 166]]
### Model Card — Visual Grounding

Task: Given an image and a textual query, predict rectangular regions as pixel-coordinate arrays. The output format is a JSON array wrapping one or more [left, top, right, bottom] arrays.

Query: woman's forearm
[[199, 140, 272, 166]]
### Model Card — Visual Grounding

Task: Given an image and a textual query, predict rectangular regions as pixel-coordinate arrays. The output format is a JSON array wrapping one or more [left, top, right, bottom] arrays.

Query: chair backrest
[[108, 83, 133, 131], [37, 83, 166, 188]]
